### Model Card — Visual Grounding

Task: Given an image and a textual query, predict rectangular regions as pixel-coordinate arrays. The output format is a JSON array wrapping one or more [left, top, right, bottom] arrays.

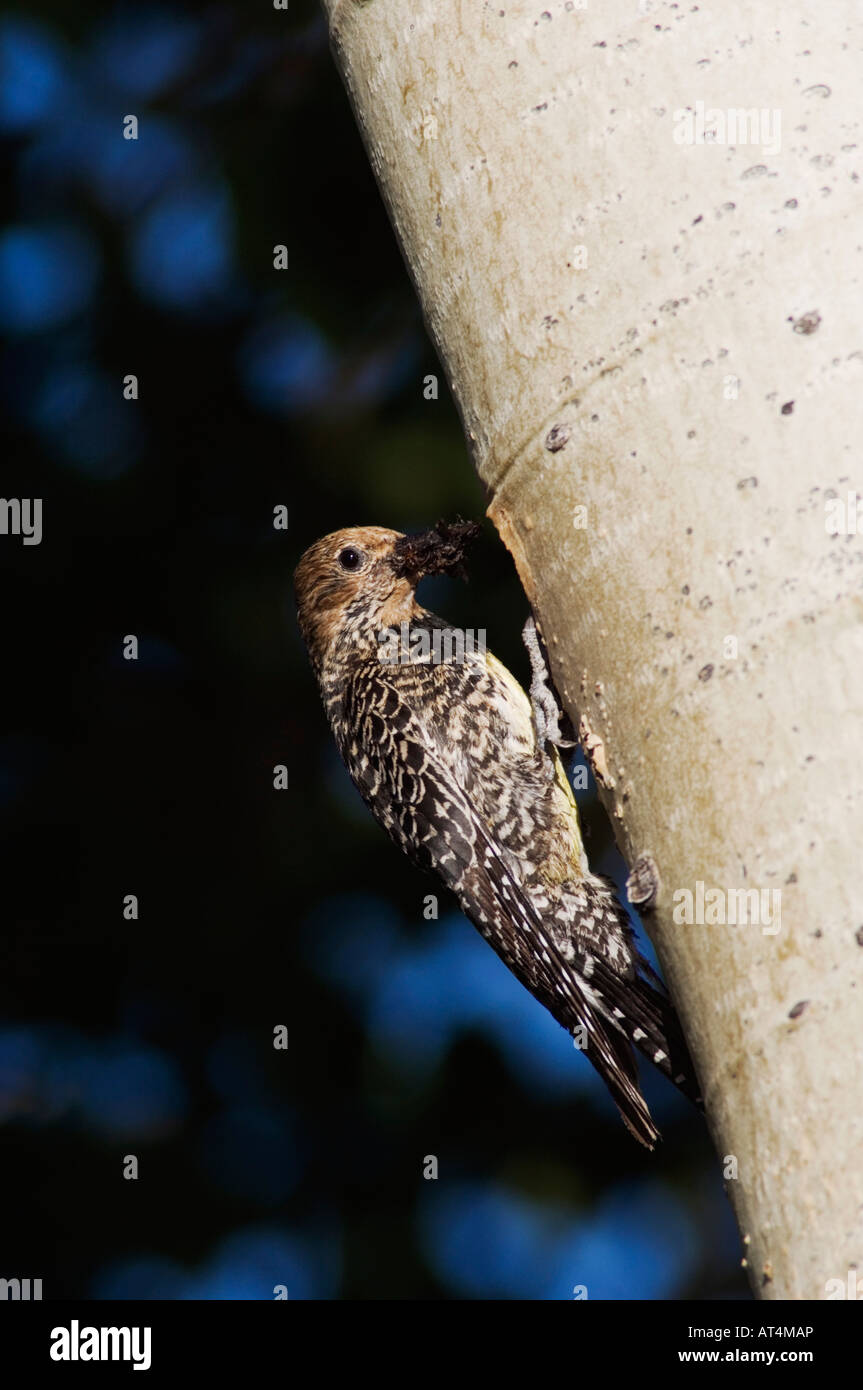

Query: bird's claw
[[522, 614, 576, 779]]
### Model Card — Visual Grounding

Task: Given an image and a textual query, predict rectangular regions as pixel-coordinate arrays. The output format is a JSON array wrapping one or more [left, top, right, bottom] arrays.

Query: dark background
[[1, 1, 744, 1298]]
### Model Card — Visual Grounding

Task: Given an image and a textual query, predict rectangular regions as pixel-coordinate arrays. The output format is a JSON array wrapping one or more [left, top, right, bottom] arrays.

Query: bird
[[294, 520, 701, 1147]]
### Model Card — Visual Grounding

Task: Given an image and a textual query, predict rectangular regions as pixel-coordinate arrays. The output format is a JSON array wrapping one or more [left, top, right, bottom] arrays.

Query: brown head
[[294, 526, 418, 675], [294, 520, 481, 675]]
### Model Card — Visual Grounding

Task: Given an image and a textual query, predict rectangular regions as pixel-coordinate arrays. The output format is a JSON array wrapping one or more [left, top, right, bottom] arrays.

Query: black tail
[[625, 968, 703, 1110], [576, 945, 703, 1138], [586, 1014, 661, 1149]]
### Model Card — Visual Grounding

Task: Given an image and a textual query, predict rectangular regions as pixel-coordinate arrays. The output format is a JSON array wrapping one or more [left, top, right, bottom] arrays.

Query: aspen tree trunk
[[321, 0, 863, 1299]]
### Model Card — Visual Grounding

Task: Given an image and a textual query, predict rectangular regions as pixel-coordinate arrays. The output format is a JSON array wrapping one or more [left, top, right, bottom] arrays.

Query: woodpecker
[[294, 521, 701, 1147]]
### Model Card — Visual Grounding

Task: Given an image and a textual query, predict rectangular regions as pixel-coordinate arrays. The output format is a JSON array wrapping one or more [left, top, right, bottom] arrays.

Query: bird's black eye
[[338, 547, 363, 572]]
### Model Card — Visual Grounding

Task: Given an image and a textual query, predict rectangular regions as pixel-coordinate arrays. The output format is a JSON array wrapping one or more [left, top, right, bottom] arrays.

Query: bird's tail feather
[[587, 1019, 661, 1150], [576, 943, 703, 1112], [615, 966, 703, 1109]]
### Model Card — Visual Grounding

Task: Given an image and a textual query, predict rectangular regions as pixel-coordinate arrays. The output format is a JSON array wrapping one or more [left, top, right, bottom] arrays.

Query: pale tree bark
[[322, 0, 863, 1299]]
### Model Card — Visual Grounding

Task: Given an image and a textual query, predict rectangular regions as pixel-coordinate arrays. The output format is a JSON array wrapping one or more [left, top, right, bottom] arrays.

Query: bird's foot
[[522, 614, 576, 779]]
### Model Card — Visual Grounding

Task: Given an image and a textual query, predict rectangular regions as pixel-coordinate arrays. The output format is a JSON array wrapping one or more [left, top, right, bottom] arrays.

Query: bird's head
[[294, 520, 480, 673]]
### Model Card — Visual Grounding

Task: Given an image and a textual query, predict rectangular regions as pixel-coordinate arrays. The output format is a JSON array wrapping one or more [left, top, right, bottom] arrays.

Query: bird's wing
[[344, 668, 661, 1147]]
